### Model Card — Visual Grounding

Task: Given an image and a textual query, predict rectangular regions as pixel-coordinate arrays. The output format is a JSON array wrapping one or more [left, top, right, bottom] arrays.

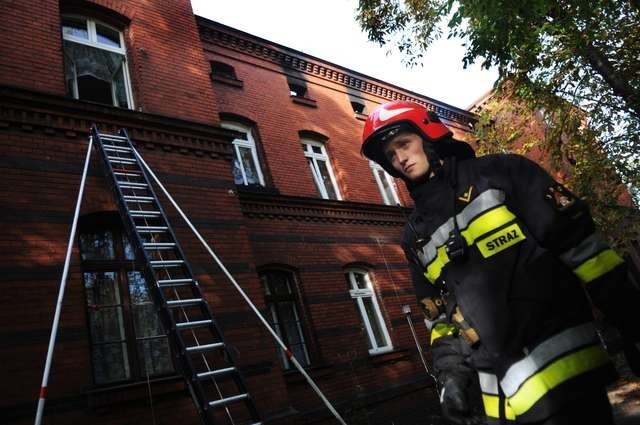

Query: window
[[288, 81, 307, 98], [370, 161, 401, 206], [345, 269, 392, 355], [351, 101, 366, 115], [79, 215, 173, 384], [210, 61, 237, 80], [301, 139, 341, 200], [61, 16, 133, 108], [221, 122, 265, 186], [260, 270, 310, 370]]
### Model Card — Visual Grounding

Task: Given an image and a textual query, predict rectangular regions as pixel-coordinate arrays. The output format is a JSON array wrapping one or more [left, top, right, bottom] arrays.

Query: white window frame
[[61, 15, 134, 109], [346, 269, 393, 355], [369, 161, 401, 206], [221, 122, 265, 186], [302, 139, 342, 200]]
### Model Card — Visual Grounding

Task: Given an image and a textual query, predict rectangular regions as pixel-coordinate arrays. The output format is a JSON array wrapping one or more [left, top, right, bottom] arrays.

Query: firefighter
[[361, 101, 640, 424]]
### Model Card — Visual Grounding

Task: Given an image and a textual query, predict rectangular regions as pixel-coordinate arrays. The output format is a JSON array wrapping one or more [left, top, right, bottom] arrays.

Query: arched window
[[345, 268, 392, 354], [369, 161, 401, 206], [221, 121, 265, 186], [78, 213, 173, 384], [259, 269, 310, 369], [61, 16, 134, 108], [301, 138, 341, 200]]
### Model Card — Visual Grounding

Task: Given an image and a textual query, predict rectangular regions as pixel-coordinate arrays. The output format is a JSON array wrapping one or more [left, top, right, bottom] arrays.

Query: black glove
[[439, 373, 485, 425]]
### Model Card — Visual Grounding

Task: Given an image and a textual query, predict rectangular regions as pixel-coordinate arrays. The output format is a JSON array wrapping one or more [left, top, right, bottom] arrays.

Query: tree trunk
[[581, 44, 640, 118]]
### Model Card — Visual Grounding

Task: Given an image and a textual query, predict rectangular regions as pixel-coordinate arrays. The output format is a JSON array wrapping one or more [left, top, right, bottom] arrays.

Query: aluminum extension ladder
[[91, 126, 261, 425]]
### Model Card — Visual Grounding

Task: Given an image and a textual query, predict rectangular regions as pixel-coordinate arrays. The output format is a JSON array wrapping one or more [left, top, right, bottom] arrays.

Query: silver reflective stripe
[[416, 217, 454, 267], [559, 233, 610, 269], [457, 189, 505, 230], [478, 371, 499, 395], [415, 189, 506, 267], [500, 322, 599, 397]]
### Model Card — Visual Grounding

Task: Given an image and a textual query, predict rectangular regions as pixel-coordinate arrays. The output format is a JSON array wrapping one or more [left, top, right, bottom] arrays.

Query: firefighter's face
[[384, 132, 430, 181]]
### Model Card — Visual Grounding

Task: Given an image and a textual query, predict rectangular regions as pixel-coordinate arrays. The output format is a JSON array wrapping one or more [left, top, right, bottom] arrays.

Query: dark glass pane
[[363, 297, 386, 348], [128, 271, 149, 304], [307, 158, 324, 196], [113, 64, 129, 108], [316, 160, 337, 200], [80, 230, 115, 260], [238, 146, 260, 185], [62, 17, 88, 39], [96, 23, 121, 48], [353, 272, 367, 290], [132, 303, 164, 337], [232, 157, 244, 185], [89, 306, 126, 343], [92, 342, 130, 384], [123, 235, 135, 260], [84, 271, 120, 306], [137, 338, 173, 376], [77, 74, 113, 105], [211, 61, 236, 79]]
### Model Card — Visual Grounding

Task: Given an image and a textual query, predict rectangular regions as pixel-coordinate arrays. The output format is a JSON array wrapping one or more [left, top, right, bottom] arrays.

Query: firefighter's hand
[[439, 374, 485, 425]]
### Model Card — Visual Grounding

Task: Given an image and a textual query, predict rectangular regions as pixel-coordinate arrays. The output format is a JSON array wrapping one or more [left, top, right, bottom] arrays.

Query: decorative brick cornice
[[238, 189, 407, 226], [0, 85, 235, 159], [197, 18, 477, 127]]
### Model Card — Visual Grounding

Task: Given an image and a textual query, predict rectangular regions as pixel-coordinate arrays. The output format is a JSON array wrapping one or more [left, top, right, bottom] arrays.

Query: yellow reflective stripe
[[476, 223, 526, 258], [481, 394, 516, 420], [574, 248, 625, 283], [424, 245, 450, 283], [461, 205, 516, 245], [430, 323, 457, 344], [507, 344, 610, 416]]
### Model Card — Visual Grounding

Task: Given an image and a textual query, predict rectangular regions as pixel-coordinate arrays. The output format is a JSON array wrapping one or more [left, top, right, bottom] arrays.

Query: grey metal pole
[[133, 146, 348, 425], [403, 305, 440, 393], [35, 137, 93, 425]]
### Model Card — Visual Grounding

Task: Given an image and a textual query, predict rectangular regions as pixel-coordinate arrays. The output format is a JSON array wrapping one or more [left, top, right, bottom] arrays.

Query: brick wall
[[0, 0, 218, 125], [0, 4, 474, 424]]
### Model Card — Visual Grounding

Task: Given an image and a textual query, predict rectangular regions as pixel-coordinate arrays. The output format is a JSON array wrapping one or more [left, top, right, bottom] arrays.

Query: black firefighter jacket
[[401, 153, 627, 423]]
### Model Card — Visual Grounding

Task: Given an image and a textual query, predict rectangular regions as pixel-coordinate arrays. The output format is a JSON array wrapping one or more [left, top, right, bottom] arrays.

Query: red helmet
[[361, 101, 473, 178]]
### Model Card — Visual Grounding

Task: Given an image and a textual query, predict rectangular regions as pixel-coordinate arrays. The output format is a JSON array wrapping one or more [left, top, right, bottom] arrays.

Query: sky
[[190, 0, 499, 110]]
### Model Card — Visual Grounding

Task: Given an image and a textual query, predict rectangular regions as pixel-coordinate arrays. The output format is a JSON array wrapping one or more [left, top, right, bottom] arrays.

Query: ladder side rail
[[118, 130, 261, 422], [91, 127, 209, 422], [123, 132, 262, 422]]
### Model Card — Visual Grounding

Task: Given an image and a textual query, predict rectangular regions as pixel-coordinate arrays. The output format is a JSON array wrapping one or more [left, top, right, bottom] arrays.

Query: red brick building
[[0, 1, 476, 424]]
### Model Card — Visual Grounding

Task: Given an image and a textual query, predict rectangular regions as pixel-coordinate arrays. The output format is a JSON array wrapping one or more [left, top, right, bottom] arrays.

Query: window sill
[[355, 112, 368, 121], [83, 374, 185, 408], [369, 348, 411, 366], [211, 74, 244, 89], [291, 96, 317, 108]]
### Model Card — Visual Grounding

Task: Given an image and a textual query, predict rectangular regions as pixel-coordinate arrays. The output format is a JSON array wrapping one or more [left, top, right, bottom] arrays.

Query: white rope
[[132, 146, 348, 425], [35, 136, 93, 425]]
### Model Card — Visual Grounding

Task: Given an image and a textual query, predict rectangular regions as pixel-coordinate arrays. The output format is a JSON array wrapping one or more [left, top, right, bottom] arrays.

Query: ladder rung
[[157, 278, 194, 287], [176, 319, 213, 330], [108, 157, 137, 164], [196, 367, 236, 380], [150, 259, 184, 267], [119, 182, 148, 189], [130, 211, 162, 218], [166, 298, 203, 308], [100, 134, 128, 140], [104, 145, 132, 153], [144, 242, 176, 249], [114, 171, 141, 177], [208, 393, 248, 408], [124, 195, 154, 203], [138, 226, 169, 233], [186, 342, 224, 354]]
